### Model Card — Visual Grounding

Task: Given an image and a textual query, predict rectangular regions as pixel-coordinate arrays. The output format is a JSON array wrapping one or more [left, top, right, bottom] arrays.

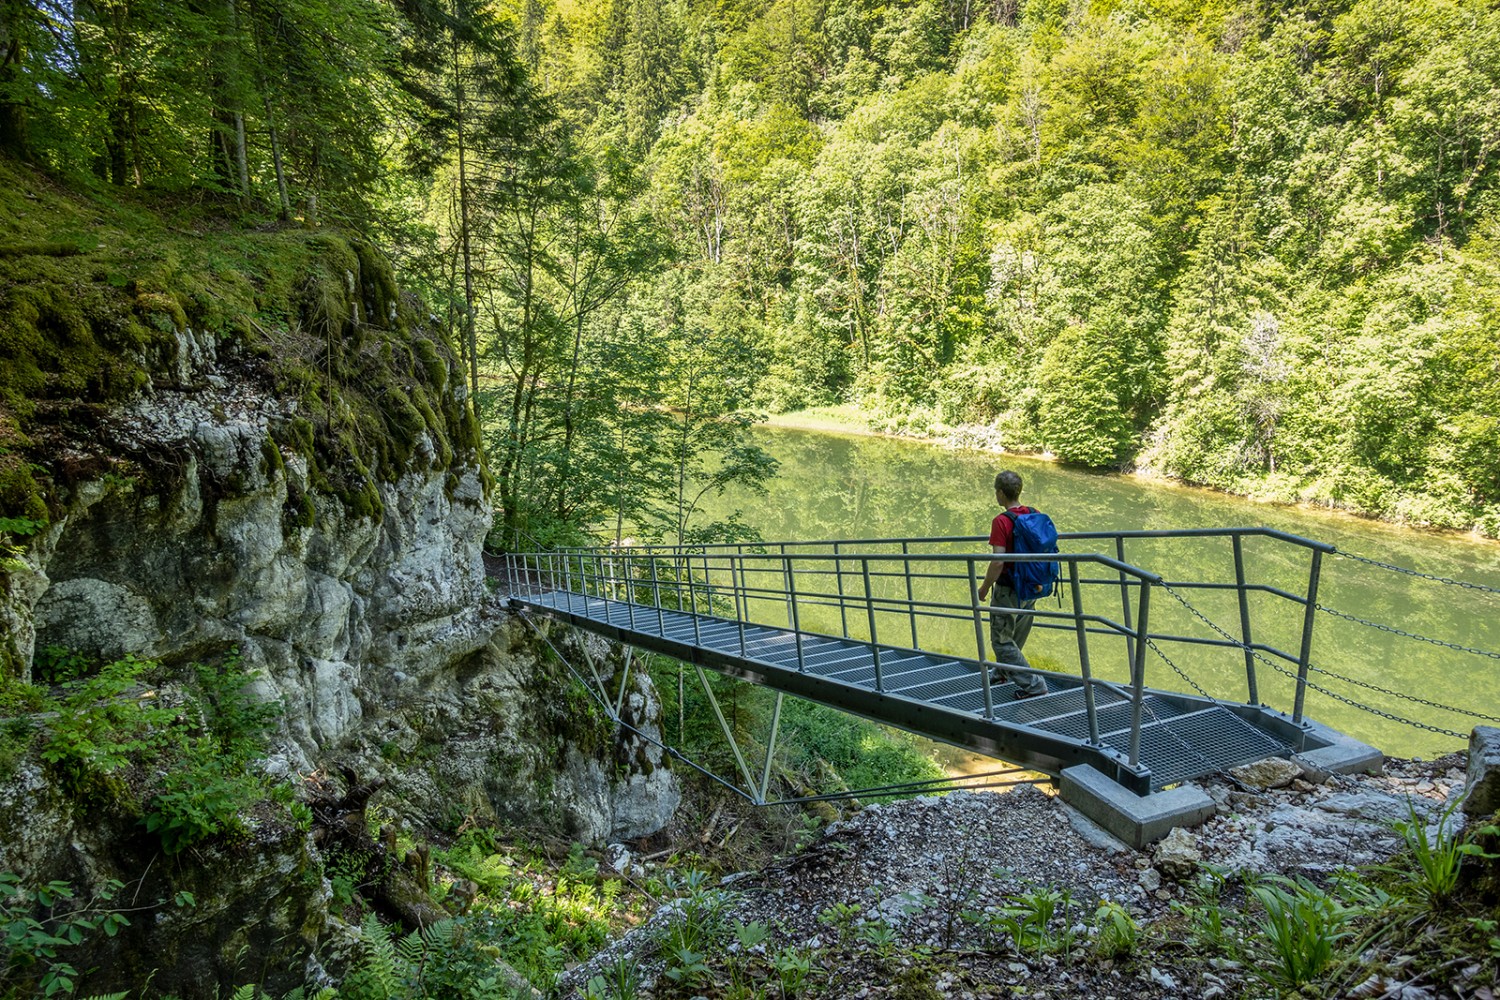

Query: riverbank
[[760, 407, 1500, 545]]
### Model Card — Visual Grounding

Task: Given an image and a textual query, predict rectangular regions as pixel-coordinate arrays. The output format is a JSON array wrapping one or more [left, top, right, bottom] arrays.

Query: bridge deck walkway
[[518, 588, 1301, 793]]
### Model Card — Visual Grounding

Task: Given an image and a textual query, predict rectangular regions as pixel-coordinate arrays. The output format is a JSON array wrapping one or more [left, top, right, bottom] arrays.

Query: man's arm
[[977, 544, 1006, 601]]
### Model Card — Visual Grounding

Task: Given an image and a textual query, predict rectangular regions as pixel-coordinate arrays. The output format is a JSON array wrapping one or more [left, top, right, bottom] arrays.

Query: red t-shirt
[[989, 505, 1033, 579]]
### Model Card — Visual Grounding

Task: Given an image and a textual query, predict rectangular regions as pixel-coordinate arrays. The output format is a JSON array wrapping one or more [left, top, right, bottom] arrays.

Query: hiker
[[977, 470, 1049, 699]]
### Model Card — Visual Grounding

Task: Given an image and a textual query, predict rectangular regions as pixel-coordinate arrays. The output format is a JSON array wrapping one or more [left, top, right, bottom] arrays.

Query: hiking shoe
[[1013, 688, 1045, 700]]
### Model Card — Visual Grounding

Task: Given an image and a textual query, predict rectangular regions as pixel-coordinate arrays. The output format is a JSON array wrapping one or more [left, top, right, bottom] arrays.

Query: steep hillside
[[0, 161, 678, 998]]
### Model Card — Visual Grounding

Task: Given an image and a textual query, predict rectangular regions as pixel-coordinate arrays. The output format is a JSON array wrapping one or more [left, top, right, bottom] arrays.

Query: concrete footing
[[1060, 723, 1385, 849], [1059, 765, 1216, 849], [1293, 719, 1384, 782]]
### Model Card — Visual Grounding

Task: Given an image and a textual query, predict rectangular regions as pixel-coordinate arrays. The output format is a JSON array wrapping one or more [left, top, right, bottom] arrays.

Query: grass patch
[[759, 405, 878, 435], [648, 655, 944, 808]]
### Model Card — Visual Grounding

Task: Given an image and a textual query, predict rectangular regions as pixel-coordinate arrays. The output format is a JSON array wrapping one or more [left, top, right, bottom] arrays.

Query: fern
[[340, 914, 403, 1000], [396, 924, 428, 984]]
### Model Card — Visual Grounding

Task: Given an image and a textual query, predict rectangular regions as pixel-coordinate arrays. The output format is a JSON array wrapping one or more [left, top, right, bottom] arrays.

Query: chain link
[[1140, 633, 1322, 776], [1161, 584, 1471, 740], [1299, 656, 1500, 724], [1142, 634, 1216, 703], [1334, 549, 1500, 595], [1316, 603, 1500, 661], [1130, 637, 1234, 781]]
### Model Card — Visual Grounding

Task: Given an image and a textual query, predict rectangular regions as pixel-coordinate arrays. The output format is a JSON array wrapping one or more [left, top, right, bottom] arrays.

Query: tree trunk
[[108, 98, 130, 185], [234, 110, 250, 199], [0, 24, 29, 158], [452, 25, 481, 423]]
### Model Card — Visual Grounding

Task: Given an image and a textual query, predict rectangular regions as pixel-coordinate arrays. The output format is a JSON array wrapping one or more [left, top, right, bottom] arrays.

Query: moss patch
[[0, 156, 483, 530]]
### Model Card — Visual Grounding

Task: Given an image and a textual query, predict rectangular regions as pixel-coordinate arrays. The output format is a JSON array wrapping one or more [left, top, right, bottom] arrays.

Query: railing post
[[691, 554, 702, 646], [902, 541, 917, 648], [689, 552, 700, 618], [735, 551, 747, 657], [1292, 549, 1323, 728], [734, 546, 746, 620], [785, 555, 805, 672], [835, 542, 849, 639], [970, 558, 994, 720], [781, 543, 793, 628], [627, 556, 638, 631], [862, 558, 883, 691], [1069, 560, 1100, 746], [564, 554, 575, 612], [1116, 536, 1136, 668], [1128, 579, 1153, 770], [1232, 534, 1258, 704], [650, 555, 664, 636]]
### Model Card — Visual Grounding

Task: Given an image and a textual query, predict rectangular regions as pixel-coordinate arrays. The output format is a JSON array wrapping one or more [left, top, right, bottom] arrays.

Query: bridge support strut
[[697, 665, 783, 805]]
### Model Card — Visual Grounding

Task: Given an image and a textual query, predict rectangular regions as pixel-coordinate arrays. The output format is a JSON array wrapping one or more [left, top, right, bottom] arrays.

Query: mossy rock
[[0, 156, 486, 526]]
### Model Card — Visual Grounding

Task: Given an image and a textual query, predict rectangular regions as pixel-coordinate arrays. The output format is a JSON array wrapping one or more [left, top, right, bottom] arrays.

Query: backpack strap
[[996, 509, 1017, 579]]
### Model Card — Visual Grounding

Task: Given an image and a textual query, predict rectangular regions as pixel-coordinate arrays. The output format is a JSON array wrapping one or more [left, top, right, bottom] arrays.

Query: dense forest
[[4, 0, 1499, 540]]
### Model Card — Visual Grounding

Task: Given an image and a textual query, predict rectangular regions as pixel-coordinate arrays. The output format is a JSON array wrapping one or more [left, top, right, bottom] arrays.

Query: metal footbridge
[[506, 528, 1376, 798]]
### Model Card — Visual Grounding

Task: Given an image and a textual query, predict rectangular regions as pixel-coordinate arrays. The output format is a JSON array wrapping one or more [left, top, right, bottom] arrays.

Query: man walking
[[977, 470, 1048, 699]]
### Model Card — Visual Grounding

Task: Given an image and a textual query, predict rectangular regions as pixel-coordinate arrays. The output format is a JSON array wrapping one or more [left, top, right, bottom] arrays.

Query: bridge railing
[[507, 528, 1333, 767]]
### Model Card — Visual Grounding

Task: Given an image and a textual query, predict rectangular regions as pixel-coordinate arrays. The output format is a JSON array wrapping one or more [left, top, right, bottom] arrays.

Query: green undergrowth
[[431, 835, 649, 985], [0, 649, 307, 998], [0, 155, 481, 533], [289, 830, 658, 998], [648, 652, 946, 809], [0, 649, 293, 856]]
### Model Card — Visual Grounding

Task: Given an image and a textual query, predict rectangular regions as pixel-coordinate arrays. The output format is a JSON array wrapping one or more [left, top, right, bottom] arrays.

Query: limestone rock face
[[1464, 726, 1500, 816], [0, 328, 680, 997], [12, 343, 677, 833]]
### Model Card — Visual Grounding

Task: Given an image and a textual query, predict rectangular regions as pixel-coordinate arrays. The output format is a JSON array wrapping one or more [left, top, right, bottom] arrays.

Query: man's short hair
[[994, 470, 1023, 501]]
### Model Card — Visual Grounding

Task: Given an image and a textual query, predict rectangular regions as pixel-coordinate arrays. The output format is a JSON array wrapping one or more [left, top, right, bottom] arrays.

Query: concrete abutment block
[[1059, 765, 1216, 849]]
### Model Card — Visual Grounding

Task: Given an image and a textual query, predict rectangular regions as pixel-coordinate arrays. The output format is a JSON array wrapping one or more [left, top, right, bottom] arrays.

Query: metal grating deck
[[519, 590, 1311, 794]]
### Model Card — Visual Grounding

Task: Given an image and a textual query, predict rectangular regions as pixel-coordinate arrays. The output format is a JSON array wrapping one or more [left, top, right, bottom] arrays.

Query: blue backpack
[[1002, 509, 1061, 600]]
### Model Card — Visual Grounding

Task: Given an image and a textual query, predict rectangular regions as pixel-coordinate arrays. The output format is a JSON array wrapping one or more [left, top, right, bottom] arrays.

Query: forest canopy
[[3, 0, 1498, 539]]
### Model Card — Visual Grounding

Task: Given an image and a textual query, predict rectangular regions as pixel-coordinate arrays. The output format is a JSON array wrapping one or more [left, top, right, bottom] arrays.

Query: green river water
[[695, 426, 1500, 760]]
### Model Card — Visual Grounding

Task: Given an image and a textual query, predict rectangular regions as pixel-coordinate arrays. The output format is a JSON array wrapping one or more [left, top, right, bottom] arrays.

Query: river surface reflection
[[696, 427, 1500, 759]]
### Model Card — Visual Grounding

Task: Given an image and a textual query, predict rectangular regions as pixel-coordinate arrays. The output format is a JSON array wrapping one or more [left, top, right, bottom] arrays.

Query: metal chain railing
[[1297, 658, 1500, 725], [1316, 603, 1500, 661], [1134, 636, 1248, 783], [1334, 549, 1500, 595], [1162, 584, 1471, 740]]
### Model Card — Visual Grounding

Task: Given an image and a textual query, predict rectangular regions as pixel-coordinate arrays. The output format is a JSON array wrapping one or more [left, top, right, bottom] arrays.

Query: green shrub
[[142, 745, 266, 854], [39, 656, 176, 795], [1246, 874, 1356, 991], [29, 651, 293, 854], [1092, 900, 1138, 960], [0, 873, 129, 998]]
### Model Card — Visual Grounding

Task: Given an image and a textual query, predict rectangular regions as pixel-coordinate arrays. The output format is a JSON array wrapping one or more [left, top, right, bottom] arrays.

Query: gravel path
[[560, 754, 1476, 998]]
